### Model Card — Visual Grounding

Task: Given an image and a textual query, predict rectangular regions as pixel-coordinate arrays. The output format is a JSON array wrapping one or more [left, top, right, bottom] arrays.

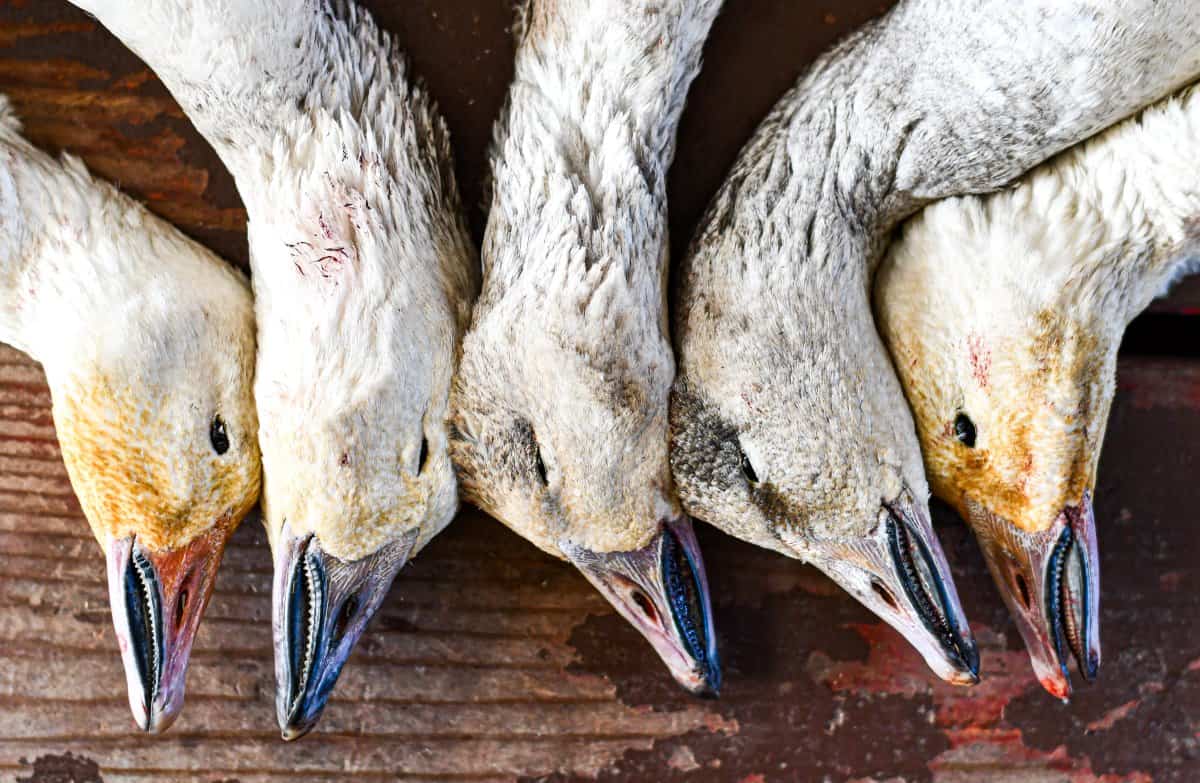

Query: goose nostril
[[871, 579, 899, 611], [333, 594, 360, 644], [1014, 572, 1032, 610], [631, 590, 658, 625], [417, 437, 429, 474], [175, 566, 200, 629], [175, 588, 188, 629]]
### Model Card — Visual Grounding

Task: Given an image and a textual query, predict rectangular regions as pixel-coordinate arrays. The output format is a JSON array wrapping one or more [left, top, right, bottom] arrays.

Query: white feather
[[71, 0, 479, 561], [876, 80, 1200, 532], [451, 0, 722, 555], [0, 94, 260, 552]]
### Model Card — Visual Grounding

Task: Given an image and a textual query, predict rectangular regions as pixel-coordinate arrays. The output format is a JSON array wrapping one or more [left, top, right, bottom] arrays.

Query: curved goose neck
[[1004, 83, 1200, 326], [691, 0, 1200, 295], [0, 110, 232, 373], [1101, 89, 1200, 319], [75, 0, 476, 346], [73, 0, 467, 264], [0, 122, 114, 359], [484, 0, 722, 298], [73, 0, 337, 172], [515, 0, 718, 177]]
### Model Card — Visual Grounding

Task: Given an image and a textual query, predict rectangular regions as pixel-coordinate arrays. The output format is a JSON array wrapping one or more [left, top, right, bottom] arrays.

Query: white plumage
[[450, 0, 723, 694], [669, 0, 1200, 686], [0, 95, 259, 733], [72, 0, 477, 736], [876, 79, 1200, 697]]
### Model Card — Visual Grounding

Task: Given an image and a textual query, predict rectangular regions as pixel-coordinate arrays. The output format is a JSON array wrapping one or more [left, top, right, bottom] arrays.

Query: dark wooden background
[[1, 1, 1198, 781]]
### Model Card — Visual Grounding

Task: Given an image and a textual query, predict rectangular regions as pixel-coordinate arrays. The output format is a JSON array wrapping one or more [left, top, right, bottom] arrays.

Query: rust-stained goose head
[[0, 97, 260, 732], [876, 81, 1200, 698], [670, 0, 1200, 685]]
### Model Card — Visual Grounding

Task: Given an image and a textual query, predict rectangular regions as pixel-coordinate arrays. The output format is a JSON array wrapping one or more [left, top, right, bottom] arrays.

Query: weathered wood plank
[[1, 342, 1196, 781], [0, 737, 693, 778]]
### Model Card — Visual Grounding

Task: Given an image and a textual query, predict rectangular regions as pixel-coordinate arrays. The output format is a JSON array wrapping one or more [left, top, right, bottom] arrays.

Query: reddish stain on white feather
[[740, 383, 764, 414], [316, 255, 341, 278], [1017, 452, 1034, 493], [968, 333, 990, 388], [314, 246, 351, 279]]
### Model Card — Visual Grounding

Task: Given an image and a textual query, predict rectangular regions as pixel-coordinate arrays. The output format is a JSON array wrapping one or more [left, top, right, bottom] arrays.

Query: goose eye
[[737, 443, 759, 484], [210, 416, 230, 455], [954, 413, 977, 448]]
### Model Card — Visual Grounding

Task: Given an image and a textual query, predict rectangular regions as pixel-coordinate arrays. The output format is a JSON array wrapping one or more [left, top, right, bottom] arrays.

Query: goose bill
[[106, 524, 232, 733], [563, 517, 721, 696], [801, 491, 979, 685], [968, 493, 1100, 700], [273, 523, 417, 740]]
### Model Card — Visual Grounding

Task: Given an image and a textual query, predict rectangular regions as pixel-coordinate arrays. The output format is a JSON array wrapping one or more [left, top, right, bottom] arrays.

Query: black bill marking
[[1046, 524, 1097, 682], [561, 520, 721, 696], [887, 511, 978, 677], [274, 529, 416, 740], [661, 526, 720, 693], [124, 545, 163, 717], [284, 539, 326, 725]]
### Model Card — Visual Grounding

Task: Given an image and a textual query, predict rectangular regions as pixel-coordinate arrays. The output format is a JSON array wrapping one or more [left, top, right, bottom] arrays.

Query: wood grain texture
[[0, 1, 1197, 781], [2, 347, 1198, 782]]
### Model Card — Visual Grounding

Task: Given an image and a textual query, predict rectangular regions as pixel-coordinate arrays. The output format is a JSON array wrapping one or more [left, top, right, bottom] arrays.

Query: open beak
[[273, 522, 417, 741], [563, 517, 721, 696], [802, 491, 979, 685], [968, 492, 1100, 700], [105, 524, 232, 733]]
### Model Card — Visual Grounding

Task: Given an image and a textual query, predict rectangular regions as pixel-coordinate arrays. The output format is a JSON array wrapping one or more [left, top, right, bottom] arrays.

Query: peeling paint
[[16, 753, 103, 783]]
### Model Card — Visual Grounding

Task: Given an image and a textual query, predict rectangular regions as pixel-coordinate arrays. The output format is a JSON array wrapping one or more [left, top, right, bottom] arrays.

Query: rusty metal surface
[[0, 1, 1196, 781]]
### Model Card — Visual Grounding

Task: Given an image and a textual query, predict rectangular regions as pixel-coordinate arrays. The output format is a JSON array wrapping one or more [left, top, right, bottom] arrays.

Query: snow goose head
[[670, 99, 978, 688], [63, 0, 478, 737], [249, 118, 473, 736], [450, 0, 722, 695], [236, 32, 476, 739], [0, 98, 260, 732], [670, 260, 979, 685], [875, 82, 1200, 697]]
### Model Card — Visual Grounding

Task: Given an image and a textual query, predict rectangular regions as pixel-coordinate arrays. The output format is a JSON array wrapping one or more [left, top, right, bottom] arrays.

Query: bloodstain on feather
[[315, 255, 342, 278], [967, 333, 990, 388]]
